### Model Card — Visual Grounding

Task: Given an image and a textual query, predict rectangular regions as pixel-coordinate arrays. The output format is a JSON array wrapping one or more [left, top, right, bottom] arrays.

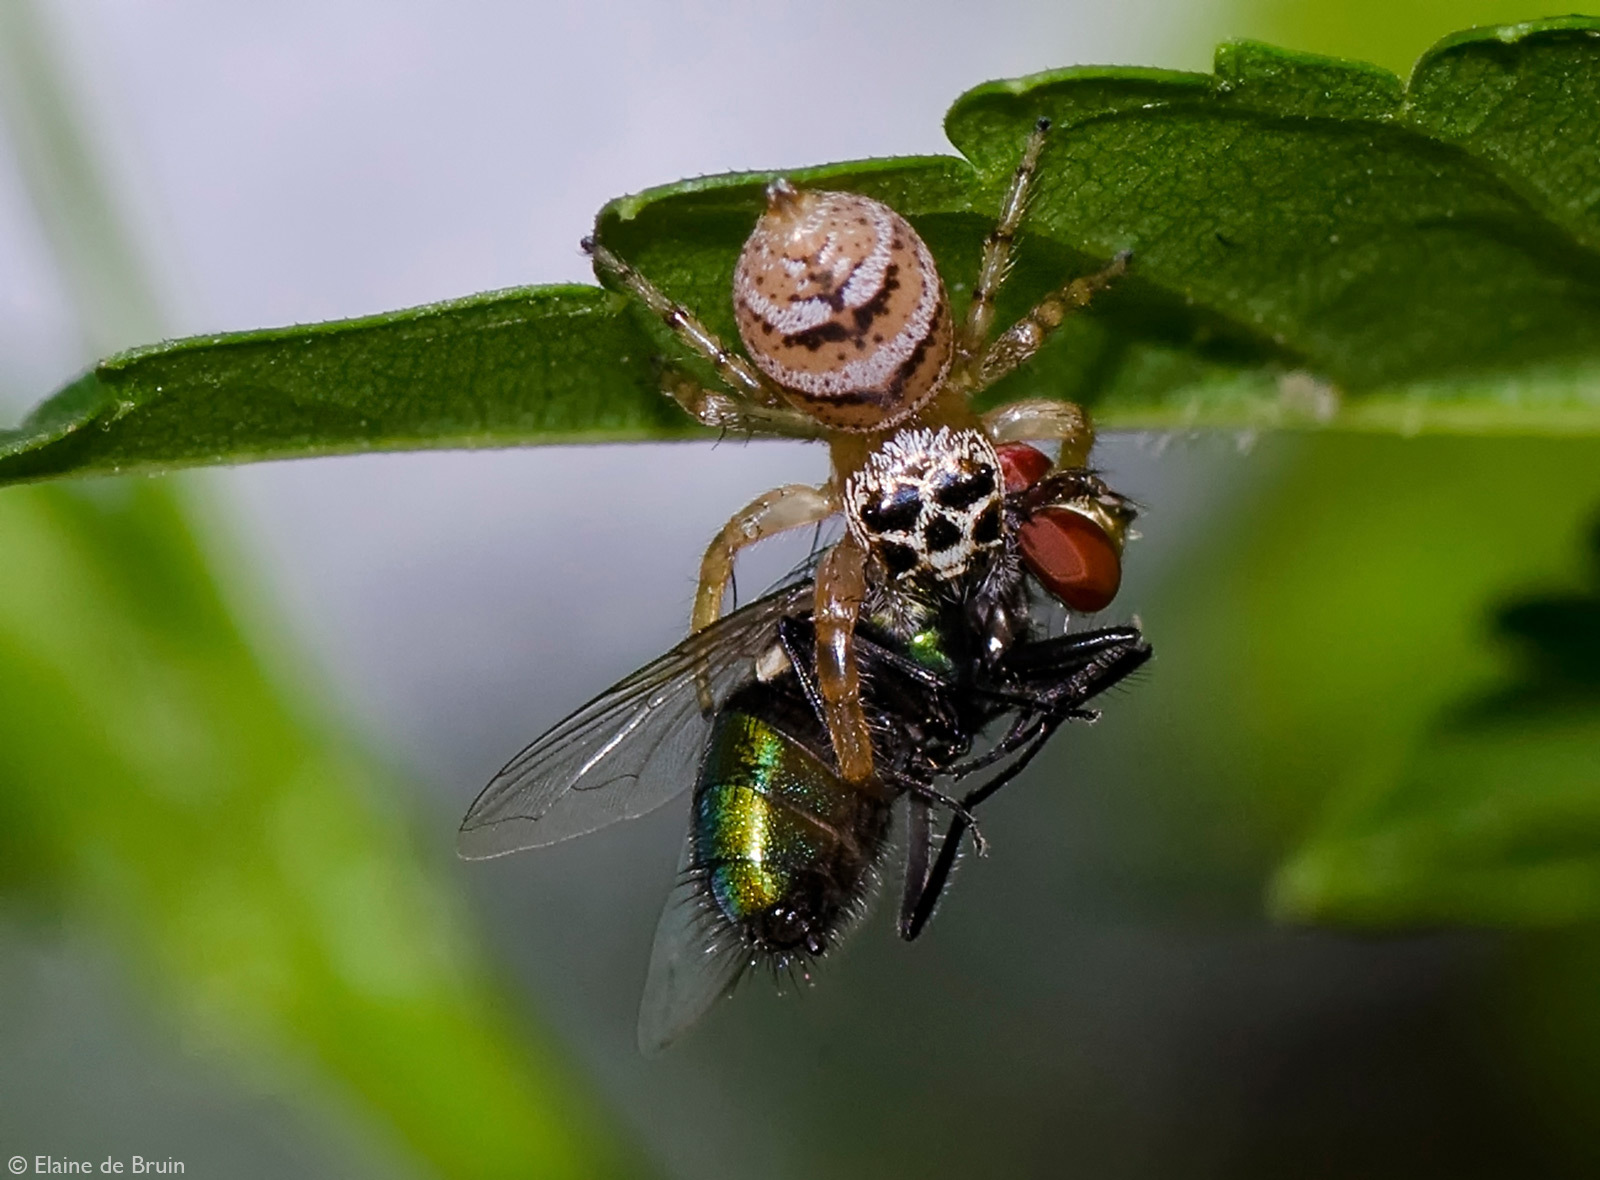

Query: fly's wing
[[636, 832, 748, 1055], [457, 584, 811, 859]]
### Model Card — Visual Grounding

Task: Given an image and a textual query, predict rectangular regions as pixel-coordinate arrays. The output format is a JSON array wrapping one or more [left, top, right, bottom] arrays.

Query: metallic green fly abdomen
[[694, 687, 891, 959]]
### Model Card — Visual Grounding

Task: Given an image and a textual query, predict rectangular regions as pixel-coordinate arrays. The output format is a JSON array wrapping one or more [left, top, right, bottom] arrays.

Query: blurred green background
[[1, 1, 1597, 1177]]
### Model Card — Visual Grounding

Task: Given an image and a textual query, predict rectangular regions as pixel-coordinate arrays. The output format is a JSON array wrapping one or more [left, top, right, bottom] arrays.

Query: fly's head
[[996, 441, 1139, 614]]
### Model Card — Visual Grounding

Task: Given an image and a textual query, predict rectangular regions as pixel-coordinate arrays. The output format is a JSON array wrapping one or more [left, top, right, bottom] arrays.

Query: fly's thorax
[[963, 539, 1031, 665], [733, 180, 951, 433], [844, 427, 1005, 587], [694, 698, 889, 959], [862, 587, 949, 667]]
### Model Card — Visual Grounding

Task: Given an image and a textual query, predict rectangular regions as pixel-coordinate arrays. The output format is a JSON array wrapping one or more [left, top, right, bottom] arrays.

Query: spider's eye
[[1019, 507, 1122, 613], [858, 485, 922, 536], [931, 467, 996, 512]]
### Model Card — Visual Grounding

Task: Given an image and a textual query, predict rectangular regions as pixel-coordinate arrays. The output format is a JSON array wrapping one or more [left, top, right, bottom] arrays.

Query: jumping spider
[[583, 119, 1132, 786]]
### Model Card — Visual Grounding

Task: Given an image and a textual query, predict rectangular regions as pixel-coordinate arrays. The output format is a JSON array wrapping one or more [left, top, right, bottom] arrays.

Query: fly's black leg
[[946, 705, 1099, 780], [946, 712, 1049, 778], [777, 615, 825, 721], [899, 798, 935, 939], [953, 628, 1149, 777], [779, 615, 948, 736], [958, 627, 1147, 714], [956, 721, 1061, 811], [942, 627, 1145, 777], [1000, 625, 1146, 675], [901, 723, 1058, 941], [902, 627, 1151, 941], [903, 781, 988, 854], [1002, 626, 1150, 701], [903, 811, 967, 941]]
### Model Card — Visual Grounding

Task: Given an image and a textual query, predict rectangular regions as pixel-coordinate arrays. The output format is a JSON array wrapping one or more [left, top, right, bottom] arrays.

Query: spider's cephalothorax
[[732, 181, 951, 433], [844, 427, 1003, 584]]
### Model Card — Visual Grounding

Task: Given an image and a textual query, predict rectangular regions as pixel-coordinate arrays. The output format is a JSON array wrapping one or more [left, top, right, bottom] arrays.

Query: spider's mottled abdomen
[[733, 180, 951, 432]]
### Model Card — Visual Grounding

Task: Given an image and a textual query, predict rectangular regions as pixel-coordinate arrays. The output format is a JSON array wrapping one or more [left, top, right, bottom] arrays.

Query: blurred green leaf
[[1092, 434, 1600, 914], [1234, 0, 1571, 74], [0, 0, 163, 352], [0, 481, 626, 1178], [1274, 513, 1600, 927], [0, 3, 630, 1172], [4, 18, 1600, 488]]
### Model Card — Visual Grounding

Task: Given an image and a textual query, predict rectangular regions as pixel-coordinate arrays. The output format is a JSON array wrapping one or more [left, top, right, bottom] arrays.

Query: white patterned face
[[844, 427, 1005, 583]]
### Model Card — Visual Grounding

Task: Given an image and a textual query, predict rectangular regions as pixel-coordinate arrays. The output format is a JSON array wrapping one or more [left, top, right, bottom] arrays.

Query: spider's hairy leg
[[692, 483, 839, 635], [982, 398, 1096, 469], [662, 370, 829, 439], [583, 236, 783, 408], [957, 116, 1052, 369], [813, 534, 876, 786], [975, 250, 1131, 390]]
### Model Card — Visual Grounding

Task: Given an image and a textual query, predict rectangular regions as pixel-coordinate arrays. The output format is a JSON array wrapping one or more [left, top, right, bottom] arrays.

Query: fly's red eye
[[1019, 507, 1122, 612], [994, 442, 1052, 494]]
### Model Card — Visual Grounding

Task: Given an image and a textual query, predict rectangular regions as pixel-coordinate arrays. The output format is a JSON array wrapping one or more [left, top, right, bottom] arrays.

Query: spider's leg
[[813, 535, 876, 785], [689, 483, 837, 712], [973, 251, 1130, 392], [662, 370, 828, 439], [584, 236, 783, 408], [957, 117, 1052, 370], [692, 483, 838, 635], [981, 398, 1095, 469]]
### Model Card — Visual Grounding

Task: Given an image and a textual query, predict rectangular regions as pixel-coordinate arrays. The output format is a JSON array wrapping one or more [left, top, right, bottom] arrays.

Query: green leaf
[[0, 481, 627, 1178], [4, 18, 1600, 488], [1074, 430, 1600, 917], [0, 284, 701, 480], [1406, 18, 1600, 252], [1273, 512, 1600, 928], [943, 26, 1600, 429]]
